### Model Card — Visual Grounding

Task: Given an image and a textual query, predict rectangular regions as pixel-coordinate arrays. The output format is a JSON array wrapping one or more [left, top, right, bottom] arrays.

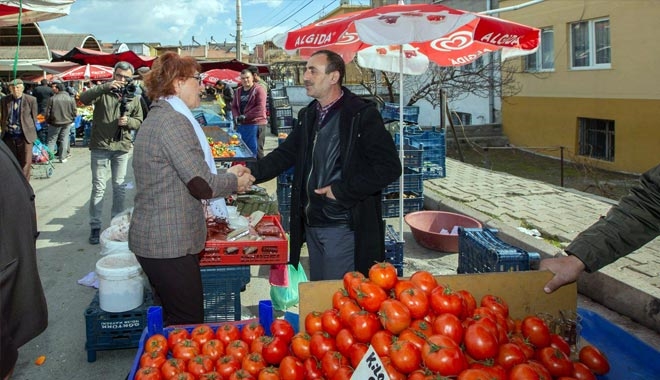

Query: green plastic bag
[[270, 263, 308, 311]]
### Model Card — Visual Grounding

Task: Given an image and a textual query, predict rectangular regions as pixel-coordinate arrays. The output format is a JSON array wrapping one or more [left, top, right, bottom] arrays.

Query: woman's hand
[[228, 165, 254, 193]]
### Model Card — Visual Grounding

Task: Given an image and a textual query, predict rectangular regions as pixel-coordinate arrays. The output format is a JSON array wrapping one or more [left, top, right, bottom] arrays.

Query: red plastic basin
[[404, 211, 482, 252]]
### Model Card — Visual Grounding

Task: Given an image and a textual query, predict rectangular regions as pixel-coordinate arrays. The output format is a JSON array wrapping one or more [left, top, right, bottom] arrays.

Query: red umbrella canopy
[[200, 68, 241, 86], [55, 64, 114, 81], [285, 2, 540, 68]]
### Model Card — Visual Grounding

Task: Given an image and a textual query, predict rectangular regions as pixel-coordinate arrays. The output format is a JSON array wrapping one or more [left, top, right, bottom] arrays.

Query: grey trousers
[[305, 225, 355, 281]]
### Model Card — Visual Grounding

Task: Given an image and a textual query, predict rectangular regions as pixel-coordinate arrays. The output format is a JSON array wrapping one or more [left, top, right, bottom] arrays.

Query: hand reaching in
[[539, 254, 586, 293]]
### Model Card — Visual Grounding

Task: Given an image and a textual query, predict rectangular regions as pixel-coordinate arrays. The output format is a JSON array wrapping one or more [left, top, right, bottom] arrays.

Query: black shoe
[[89, 228, 100, 245]]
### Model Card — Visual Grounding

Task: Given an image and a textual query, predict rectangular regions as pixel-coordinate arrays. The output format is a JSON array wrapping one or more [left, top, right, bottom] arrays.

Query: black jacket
[[248, 88, 402, 275]]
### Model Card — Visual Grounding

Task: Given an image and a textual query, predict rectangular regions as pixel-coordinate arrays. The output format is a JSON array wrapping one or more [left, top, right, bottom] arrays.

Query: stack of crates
[[385, 224, 404, 276], [396, 127, 446, 180], [269, 87, 294, 135], [201, 265, 251, 322], [382, 144, 425, 218], [457, 227, 541, 274], [84, 289, 153, 362]]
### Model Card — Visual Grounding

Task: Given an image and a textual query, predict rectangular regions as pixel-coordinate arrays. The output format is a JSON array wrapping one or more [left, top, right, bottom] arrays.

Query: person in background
[[79, 61, 143, 245], [247, 50, 401, 280], [129, 52, 254, 325], [0, 141, 48, 380], [0, 79, 38, 180], [248, 66, 268, 158], [231, 69, 267, 159], [45, 82, 77, 163], [215, 80, 234, 127], [32, 79, 53, 142], [135, 66, 151, 118], [540, 163, 660, 293]]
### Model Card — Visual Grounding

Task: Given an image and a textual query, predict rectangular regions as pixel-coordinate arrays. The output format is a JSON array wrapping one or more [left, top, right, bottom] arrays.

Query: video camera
[[111, 77, 137, 100]]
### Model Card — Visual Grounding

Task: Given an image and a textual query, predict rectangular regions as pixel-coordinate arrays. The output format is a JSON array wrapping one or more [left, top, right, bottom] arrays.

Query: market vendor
[[128, 52, 254, 325]]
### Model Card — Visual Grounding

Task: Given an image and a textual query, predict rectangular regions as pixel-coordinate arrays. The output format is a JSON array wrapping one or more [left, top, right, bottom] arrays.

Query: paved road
[[10, 132, 659, 379]]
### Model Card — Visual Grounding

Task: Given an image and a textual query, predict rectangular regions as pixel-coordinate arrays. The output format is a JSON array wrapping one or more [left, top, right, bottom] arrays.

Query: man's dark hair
[[215, 80, 224, 87], [312, 50, 345, 85], [114, 61, 135, 74], [40, 79, 49, 86], [248, 65, 260, 78], [55, 83, 65, 92]]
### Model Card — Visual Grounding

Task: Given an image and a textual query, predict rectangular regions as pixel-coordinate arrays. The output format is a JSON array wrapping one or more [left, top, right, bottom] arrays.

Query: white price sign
[[351, 345, 391, 380]]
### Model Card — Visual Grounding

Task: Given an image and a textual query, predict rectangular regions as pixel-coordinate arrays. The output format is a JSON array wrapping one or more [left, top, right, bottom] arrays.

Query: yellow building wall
[[500, 0, 660, 174]]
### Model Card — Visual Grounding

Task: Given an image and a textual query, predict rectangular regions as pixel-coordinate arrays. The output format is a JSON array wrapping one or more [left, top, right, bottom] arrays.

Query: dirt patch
[[446, 145, 640, 201]]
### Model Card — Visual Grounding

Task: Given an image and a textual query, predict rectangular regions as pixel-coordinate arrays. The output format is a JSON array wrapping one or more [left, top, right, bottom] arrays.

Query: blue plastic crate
[[395, 127, 446, 179], [381, 102, 420, 124], [385, 167, 424, 194], [396, 144, 424, 168], [201, 266, 251, 323], [381, 191, 424, 218], [457, 227, 540, 274], [84, 289, 153, 362], [385, 225, 404, 276]]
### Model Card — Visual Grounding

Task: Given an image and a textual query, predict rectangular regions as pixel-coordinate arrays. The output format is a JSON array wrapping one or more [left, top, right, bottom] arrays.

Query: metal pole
[[560, 146, 564, 187], [236, 0, 242, 61]]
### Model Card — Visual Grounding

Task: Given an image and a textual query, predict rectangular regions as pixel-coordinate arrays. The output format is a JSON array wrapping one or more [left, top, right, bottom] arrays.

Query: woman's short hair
[[144, 52, 201, 100]]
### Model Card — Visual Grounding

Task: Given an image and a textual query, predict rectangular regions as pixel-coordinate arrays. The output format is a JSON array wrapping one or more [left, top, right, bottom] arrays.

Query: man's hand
[[227, 164, 251, 177], [118, 116, 128, 126], [227, 165, 254, 193], [539, 254, 586, 293], [314, 185, 336, 200]]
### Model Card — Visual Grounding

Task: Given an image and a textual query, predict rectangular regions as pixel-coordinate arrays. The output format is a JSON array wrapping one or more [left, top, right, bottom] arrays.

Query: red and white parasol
[[200, 68, 241, 86], [55, 63, 114, 81]]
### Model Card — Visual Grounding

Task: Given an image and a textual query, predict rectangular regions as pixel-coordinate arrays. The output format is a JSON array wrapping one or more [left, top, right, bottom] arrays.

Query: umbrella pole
[[398, 47, 405, 242]]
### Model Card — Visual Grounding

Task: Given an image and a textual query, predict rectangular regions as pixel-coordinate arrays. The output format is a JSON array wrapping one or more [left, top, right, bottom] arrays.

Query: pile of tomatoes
[[134, 262, 611, 380]]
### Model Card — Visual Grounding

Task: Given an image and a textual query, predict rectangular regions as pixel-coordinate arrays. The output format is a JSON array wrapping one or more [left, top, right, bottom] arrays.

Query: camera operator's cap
[[9, 79, 23, 86]]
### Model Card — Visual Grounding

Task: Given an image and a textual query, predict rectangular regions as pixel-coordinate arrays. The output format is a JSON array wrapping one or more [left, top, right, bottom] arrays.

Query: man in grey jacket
[[541, 163, 660, 293], [45, 82, 77, 163], [79, 61, 143, 244]]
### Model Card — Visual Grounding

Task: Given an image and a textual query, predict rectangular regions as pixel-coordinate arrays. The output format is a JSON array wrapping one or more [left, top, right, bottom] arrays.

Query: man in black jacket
[[247, 50, 401, 280]]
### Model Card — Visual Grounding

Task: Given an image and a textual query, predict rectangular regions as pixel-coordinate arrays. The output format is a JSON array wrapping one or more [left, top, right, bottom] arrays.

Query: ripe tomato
[[409, 319, 433, 338], [538, 346, 573, 377], [216, 324, 240, 346], [321, 309, 343, 337], [187, 355, 214, 377], [370, 329, 394, 357], [347, 310, 381, 343], [226, 339, 250, 362], [397, 286, 429, 320], [572, 361, 597, 380], [242, 352, 267, 377], [368, 261, 398, 291], [392, 279, 416, 298], [429, 285, 465, 318], [278, 356, 305, 380], [457, 368, 493, 380], [342, 271, 365, 299], [251, 335, 270, 356], [167, 328, 190, 348], [241, 321, 266, 346], [256, 366, 280, 380], [271, 318, 295, 343], [191, 325, 215, 346], [550, 333, 571, 357], [409, 270, 437, 297], [290, 332, 311, 360], [421, 334, 467, 376], [578, 345, 610, 375], [389, 340, 422, 374], [160, 358, 185, 379], [303, 356, 324, 379], [495, 342, 526, 371], [378, 298, 411, 335], [228, 369, 256, 380], [469, 362, 507, 380], [262, 336, 289, 366], [334, 328, 356, 357], [398, 328, 425, 351], [521, 316, 551, 348], [134, 366, 162, 380], [464, 321, 499, 360], [480, 294, 509, 317], [172, 339, 200, 361], [381, 356, 407, 380], [346, 342, 368, 368], [509, 334, 535, 360], [139, 350, 166, 369], [320, 350, 349, 379], [509, 363, 542, 380], [431, 313, 464, 345], [338, 298, 361, 326], [199, 371, 224, 380], [330, 366, 353, 380], [332, 288, 351, 310], [528, 359, 553, 379], [304, 311, 323, 334], [355, 280, 388, 313], [201, 339, 224, 361], [309, 331, 336, 360], [145, 334, 168, 355], [216, 355, 242, 379]]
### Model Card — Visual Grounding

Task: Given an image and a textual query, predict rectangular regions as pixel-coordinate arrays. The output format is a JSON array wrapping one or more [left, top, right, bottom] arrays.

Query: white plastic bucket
[[95, 253, 144, 312]]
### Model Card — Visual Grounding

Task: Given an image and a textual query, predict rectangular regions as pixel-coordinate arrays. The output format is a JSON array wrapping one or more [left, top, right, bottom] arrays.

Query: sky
[[38, 0, 371, 48]]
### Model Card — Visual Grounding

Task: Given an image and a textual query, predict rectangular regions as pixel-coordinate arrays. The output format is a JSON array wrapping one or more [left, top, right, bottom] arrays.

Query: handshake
[[236, 115, 246, 124], [227, 165, 255, 193]]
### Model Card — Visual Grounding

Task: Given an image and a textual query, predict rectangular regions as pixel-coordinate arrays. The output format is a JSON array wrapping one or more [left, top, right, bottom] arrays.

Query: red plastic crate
[[200, 215, 289, 266]]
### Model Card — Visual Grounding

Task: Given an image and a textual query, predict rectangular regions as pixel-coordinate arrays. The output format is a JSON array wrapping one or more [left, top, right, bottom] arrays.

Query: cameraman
[[79, 61, 144, 245]]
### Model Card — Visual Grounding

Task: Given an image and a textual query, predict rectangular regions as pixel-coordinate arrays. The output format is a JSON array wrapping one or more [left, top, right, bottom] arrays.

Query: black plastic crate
[[84, 289, 153, 362], [381, 192, 424, 218], [270, 96, 290, 108], [201, 266, 251, 323], [274, 106, 293, 118], [457, 227, 541, 274], [385, 167, 424, 194], [385, 225, 404, 276], [270, 87, 287, 98], [277, 182, 292, 206]]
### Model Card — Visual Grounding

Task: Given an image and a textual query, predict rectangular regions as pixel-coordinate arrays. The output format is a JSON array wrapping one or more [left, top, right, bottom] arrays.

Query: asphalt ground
[[9, 129, 660, 379]]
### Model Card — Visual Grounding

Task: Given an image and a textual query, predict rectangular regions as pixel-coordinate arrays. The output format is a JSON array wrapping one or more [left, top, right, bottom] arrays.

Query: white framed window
[[524, 28, 554, 71], [570, 18, 611, 69], [578, 117, 615, 162]]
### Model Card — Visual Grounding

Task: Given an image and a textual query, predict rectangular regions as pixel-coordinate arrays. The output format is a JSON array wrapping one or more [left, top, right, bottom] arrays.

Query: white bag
[[100, 224, 131, 256]]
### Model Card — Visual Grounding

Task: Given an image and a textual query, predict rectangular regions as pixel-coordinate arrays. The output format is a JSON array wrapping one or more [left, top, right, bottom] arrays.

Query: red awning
[[51, 47, 156, 69], [199, 59, 270, 75]]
